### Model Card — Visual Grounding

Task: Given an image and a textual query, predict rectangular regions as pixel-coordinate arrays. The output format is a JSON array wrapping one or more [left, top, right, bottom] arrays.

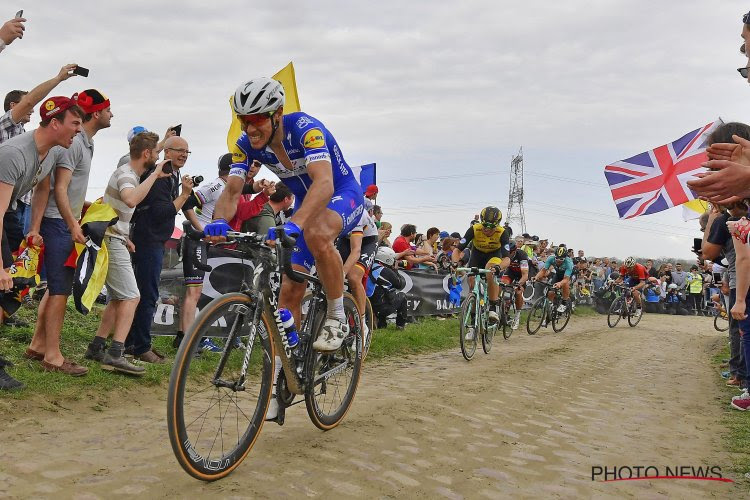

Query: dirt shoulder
[[0, 314, 745, 498]]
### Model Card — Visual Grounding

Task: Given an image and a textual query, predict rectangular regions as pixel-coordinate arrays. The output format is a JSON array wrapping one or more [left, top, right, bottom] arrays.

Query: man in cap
[[364, 184, 378, 201], [117, 125, 175, 168], [25, 90, 112, 374], [0, 96, 84, 377]]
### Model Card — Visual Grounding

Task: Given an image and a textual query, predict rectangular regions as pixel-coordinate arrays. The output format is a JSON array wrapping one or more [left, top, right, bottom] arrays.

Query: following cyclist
[[616, 256, 647, 316], [501, 240, 529, 330], [452, 206, 510, 335], [534, 245, 574, 319], [204, 78, 364, 419]]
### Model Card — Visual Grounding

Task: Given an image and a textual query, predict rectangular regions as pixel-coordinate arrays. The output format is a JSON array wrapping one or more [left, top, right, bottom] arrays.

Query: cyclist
[[534, 245, 574, 316], [204, 78, 364, 422], [452, 206, 510, 335], [501, 240, 529, 330], [616, 256, 647, 316]]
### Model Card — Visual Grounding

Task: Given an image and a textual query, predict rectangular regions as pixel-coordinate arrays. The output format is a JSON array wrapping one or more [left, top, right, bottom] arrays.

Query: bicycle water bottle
[[278, 308, 299, 348]]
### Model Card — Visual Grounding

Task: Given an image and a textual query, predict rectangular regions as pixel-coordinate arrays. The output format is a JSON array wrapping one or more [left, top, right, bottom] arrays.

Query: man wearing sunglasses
[[452, 206, 510, 333], [206, 77, 364, 360]]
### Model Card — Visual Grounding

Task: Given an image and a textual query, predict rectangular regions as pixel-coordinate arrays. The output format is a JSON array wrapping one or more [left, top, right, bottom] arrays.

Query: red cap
[[39, 96, 77, 121], [74, 89, 110, 114], [365, 184, 378, 197]]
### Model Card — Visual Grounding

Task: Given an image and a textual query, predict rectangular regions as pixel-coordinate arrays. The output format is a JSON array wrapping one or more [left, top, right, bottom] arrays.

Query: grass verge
[[711, 344, 750, 485], [0, 300, 596, 402]]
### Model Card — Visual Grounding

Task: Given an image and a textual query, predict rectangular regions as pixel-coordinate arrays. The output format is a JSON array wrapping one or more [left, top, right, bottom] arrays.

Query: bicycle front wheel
[[459, 294, 478, 360], [714, 311, 729, 332], [607, 297, 624, 328], [167, 293, 274, 481], [305, 292, 363, 430], [526, 296, 546, 335], [627, 303, 643, 327]]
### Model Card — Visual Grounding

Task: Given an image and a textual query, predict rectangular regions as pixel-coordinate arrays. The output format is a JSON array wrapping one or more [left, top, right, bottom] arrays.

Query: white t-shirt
[[353, 208, 378, 238], [193, 177, 226, 226]]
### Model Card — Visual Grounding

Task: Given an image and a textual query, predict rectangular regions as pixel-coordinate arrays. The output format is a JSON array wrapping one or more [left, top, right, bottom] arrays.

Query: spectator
[[686, 265, 704, 315], [2, 64, 80, 255], [86, 132, 168, 375], [671, 262, 688, 290], [577, 249, 585, 258], [117, 125, 174, 168], [0, 97, 83, 377], [378, 221, 392, 246], [364, 184, 378, 202], [645, 259, 658, 278], [126, 136, 194, 363], [436, 237, 457, 272], [27, 89, 112, 373], [591, 258, 605, 290], [242, 182, 294, 236], [367, 246, 407, 330], [0, 15, 26, 52], [372, 204, 383, 228], [228, 160, 275, 231], [392, 224, 433, 270]]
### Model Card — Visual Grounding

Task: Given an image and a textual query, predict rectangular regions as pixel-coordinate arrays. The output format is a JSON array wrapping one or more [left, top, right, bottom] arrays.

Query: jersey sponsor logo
[[228, 167, 248, 179], [306, 152, 330, 163], [303, 128, 325, 149], [345, 204, 364, 227], [296, 116, 313, 129], [232, 150, 247, 163], [331, 195, 343, 203], [333, 145, 348, 175], [287, 148, 301, 155]]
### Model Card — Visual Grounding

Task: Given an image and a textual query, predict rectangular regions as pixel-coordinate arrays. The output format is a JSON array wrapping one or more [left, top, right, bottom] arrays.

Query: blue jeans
[[731, 289, 747, 380], [126, 244, 165, 356]]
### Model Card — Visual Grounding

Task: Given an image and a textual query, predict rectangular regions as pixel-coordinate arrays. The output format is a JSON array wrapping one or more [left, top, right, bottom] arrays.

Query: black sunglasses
[[738, 67, 749, 78]]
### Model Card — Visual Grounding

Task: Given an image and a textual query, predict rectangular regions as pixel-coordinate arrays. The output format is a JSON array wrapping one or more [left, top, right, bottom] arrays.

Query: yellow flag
[[226, 62, 301, 151], [681, 198, 708, 221]]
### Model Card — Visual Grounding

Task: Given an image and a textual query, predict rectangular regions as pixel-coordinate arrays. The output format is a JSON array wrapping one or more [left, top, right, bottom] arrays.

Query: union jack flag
[[604, 119, 722, 219]]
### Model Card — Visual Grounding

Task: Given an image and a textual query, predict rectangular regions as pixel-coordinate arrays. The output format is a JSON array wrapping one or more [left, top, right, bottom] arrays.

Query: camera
[[191, 175, 204, 186]]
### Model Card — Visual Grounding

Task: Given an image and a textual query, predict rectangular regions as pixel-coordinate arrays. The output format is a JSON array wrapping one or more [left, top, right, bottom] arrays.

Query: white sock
[[327, 296, 345, 322], [514, 311, 521, 320]]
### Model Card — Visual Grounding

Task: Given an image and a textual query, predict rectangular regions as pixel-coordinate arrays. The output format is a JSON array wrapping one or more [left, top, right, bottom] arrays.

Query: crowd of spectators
[[0, 13, 284, 389]]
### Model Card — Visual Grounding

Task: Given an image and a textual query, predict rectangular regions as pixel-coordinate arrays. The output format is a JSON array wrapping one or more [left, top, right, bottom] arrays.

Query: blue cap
[[439, 231, 449, 238], [127, 125, 149, 143]]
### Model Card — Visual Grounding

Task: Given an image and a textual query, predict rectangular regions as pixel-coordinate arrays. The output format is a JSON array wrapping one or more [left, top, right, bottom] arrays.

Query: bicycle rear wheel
[[167, 293, 274, 481], [482, 312, 495, 354], [526, 296, 546, 335], [607, 297, 624, 328], [364, 297, 374, 358], [459, 294, 478, 360], [502, 300, 515, 340], [305, 292, 363, 430]]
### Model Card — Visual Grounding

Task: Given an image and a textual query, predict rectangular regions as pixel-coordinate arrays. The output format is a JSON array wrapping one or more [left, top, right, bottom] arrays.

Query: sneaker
[[3, 316, 29, 328], [511, 315, 521, 330], [731, 391, 750, 411], [134, 349, 166, 364], [265, 394, 279, 420], [0, 358, 24, 390], [199, 338, 222, 353], [721, 371, 730, 379], [464, 327, 475, 341], [233, 336, 245, 349], [101, 352, 145, 376], [634, 308, 642, 317], [84, 342, 107, 363], [556, 304, 567, 313], [22, 293, 34, 309], [732, 389, 749, 401], [361, 322, 370, 354], [313, 318, 349, 352], [488, 310, 499, 325]]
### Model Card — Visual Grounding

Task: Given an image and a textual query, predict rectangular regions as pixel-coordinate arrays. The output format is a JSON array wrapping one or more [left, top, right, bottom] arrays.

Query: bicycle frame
[[455, 267, 494, 331]]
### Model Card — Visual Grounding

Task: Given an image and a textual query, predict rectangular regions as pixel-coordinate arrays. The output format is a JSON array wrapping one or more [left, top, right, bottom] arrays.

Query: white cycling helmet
[[375, 246, 396, 267], [668, 283, 678, 290], [624, 256, 636, 268], [232, 78, 285, 115]]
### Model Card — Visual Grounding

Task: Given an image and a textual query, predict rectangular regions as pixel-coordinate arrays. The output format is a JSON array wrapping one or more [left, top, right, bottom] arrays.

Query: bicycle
[[452, 266, 500, 360], [607, 284, 643, 328], [497, 280, 520, 340], [712, 294, 729, 332], [526, 280, 571, 334], [167, 226, 363, 481]]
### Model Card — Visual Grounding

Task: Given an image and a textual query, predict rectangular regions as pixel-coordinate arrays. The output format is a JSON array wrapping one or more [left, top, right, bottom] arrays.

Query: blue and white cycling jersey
[[229, 111, 361, 203]]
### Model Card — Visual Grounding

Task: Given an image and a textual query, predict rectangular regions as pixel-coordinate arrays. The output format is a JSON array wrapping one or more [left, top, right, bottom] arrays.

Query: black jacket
[[131, 172, 178, 247]]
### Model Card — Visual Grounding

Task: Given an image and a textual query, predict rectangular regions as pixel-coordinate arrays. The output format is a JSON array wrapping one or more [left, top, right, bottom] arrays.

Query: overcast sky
[[2, 1, 749, 259]]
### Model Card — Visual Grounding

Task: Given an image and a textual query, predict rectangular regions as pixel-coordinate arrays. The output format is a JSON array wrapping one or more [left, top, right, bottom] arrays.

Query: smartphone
[[72, 66, 89, 77], [162, 160, 173, 174], [172, 124, 182, 136], [15, 10, 23, 18]]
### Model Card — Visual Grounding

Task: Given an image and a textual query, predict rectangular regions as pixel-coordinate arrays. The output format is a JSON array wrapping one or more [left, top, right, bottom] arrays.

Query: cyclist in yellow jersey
[[452, 206, 510, 329]]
